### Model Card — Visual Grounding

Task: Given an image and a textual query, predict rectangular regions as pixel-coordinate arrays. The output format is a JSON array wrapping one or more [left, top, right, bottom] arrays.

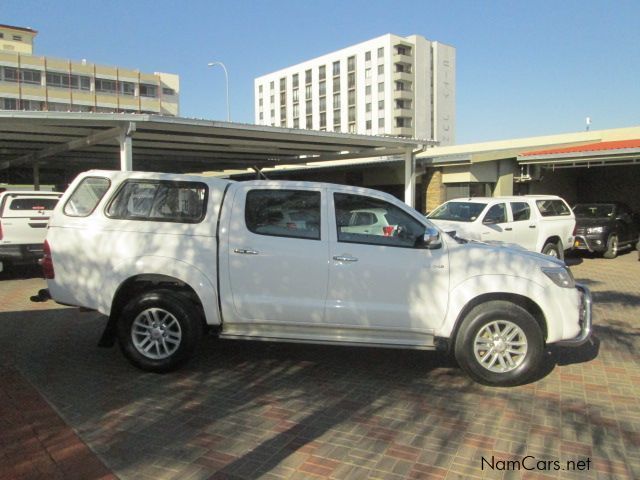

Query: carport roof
[[518, 139, 640, 167], [0, 112, 425, 181]]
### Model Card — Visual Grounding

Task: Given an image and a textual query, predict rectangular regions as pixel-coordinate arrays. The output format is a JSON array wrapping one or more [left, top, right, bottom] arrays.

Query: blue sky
[[4, 0, 640, 144]]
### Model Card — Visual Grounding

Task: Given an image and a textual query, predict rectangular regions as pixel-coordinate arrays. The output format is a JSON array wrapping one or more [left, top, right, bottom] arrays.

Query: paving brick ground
[[0, 253, 638, 480]]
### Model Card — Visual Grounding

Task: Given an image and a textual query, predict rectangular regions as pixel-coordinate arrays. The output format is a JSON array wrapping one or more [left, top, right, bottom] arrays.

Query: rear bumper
[[0, 243, 45, 263], [555, 283, 592, 346]]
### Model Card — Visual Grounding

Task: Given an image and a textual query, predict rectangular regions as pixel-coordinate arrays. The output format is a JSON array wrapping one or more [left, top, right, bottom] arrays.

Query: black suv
[[573, 202, 639, 258]]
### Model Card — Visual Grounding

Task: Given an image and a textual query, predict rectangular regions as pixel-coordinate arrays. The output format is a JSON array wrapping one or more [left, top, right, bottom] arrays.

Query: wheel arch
[[448, 292, 547, 352]]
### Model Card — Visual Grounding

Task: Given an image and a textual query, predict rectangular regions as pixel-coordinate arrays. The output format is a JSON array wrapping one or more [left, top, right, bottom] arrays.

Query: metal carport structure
[[0, 112, 430, 206]]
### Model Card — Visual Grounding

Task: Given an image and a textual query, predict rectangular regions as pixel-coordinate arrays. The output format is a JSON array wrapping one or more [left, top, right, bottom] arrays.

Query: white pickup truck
[[43, 171, 592, 386]]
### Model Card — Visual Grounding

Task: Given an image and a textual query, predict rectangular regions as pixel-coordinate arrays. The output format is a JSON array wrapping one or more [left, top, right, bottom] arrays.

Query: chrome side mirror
[[423, 226, 442, 249]]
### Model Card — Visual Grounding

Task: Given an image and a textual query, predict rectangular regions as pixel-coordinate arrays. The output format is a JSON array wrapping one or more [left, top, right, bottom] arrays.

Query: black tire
[[603, 234, 618, 259], [454, 301, 544, 387], [542, 241, 563, 260], [117, 289, 203, 373]]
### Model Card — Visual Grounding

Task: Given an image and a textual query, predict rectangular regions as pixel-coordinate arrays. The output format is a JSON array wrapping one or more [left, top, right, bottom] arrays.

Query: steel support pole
[[404, 149, 415, 207]]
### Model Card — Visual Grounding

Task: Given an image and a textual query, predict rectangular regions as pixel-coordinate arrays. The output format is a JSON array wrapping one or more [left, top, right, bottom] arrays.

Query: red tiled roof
[[521, 139, 640, 157]]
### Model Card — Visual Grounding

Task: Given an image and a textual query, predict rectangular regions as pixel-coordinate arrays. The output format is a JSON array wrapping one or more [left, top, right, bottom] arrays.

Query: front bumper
[[555, 283, 592, 346], [573, 235, 606, 252]]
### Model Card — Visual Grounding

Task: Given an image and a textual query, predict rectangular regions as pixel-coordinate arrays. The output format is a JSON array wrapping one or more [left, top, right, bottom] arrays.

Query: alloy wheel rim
[[131, 308, 182, 360], [473, 320, 528, 373]]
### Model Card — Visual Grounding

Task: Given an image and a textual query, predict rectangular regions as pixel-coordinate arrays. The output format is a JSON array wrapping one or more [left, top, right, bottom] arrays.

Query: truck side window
[[536, 199, 571, 217], [106, 180, 207, 223], [510, 202, 530, 222], [483, 203, 507, 224], [64, 177, 110, 217], [245, 189, 321, 240], [334, 193, 425, 248]]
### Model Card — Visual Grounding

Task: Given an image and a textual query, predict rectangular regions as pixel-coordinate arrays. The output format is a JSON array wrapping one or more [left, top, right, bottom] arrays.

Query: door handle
[[529, 225, 536, 229], [333, 255, 358, 262], [234, 248, 259, 255], [505, 227, 513, 231]]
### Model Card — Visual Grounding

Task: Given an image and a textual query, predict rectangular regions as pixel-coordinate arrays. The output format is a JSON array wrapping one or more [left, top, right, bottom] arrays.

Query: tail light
[[572, 224, 577, 236], [383, 226, 395, 236], [42, 240, 55, 279]]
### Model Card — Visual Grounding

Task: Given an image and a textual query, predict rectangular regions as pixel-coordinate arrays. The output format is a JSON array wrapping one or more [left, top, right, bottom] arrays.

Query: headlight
[[541, 267, 575, 288], [586, 226, 604, 234]]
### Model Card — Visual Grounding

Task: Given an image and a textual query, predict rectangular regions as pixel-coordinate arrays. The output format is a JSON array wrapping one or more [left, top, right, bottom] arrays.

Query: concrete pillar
[[404, 149, 415, 207], [33, 163, 40, 191], [119, 131, 133, 171], [494, 159, 515, 196], [424, 168, 444, 213]]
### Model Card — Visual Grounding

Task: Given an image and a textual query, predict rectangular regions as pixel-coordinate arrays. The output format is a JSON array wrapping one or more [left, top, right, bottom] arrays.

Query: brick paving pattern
[[0, 253, 638, 479]]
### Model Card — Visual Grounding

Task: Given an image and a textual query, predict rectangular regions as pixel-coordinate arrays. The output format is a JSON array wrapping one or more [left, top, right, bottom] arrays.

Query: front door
[[325, 191, 449, 346]]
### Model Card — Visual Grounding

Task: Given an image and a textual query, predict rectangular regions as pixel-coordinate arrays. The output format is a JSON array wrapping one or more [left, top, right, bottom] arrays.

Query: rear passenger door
[[508, 201, 538, 251], [225, 186, 329, 327], [478, 203, 513, 244]]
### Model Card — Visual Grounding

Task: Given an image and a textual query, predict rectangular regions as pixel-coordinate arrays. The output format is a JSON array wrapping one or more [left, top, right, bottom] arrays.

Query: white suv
[[428, 196, 575, 259], [0, 190, 62, 271]]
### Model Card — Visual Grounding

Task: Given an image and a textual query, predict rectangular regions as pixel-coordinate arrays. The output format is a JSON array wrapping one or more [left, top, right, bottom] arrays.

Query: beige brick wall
[[424, 168, 444, 213]]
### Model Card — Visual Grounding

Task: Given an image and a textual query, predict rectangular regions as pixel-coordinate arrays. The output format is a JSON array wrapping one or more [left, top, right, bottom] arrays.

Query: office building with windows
[[0, 24, 179, 115], [254, 33, 455, 144]]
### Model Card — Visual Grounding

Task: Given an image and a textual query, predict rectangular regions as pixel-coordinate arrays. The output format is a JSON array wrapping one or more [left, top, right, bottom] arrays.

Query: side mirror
[[483, 217, 498, 225], [423, 226, 442, 249]]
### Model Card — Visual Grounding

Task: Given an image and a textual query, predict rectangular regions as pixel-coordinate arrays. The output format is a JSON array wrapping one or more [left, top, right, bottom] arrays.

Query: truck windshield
[[573, 204, 615, 218], [428, 201, 487, 222]]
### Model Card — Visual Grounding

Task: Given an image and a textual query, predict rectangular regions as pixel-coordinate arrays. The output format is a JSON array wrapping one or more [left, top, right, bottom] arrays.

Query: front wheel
[[454, 301, 544, 386], [117, 289, 203, 372], [603, 234, 618, 259]]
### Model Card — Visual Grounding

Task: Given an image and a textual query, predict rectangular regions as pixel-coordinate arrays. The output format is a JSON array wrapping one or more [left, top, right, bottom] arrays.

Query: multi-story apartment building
[[0, 24, 179, 116], [254, 34, 455, 144]]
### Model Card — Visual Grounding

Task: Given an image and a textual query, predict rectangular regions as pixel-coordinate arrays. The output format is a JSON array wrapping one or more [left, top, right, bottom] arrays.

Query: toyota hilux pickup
[[42, 171, 592, 386]]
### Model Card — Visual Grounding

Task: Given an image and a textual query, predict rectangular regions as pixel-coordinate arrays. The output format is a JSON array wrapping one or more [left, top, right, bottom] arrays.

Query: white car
[[0, 190, 62, 272], [427, 196, 576, 259], [42, 171, 591, 386]]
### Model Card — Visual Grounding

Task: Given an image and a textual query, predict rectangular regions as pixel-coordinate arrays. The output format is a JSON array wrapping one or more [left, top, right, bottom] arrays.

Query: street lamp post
[[207, 61, 230, 121]]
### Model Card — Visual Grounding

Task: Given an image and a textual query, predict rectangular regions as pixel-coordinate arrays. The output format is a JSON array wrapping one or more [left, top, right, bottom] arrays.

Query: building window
[[305, 99, 311, 113], [120, 82, 135, 96], [333, 110, 341, 128], [139, 84, 158, 97], [305, 69, 312, 84], [20, 69, 41, 85], [293, 104, 299, 118], [366, 120, 372, 130], [280, 77, 286, 90], [395, 81, 405, 91], [348, 106, 355, 122], [319, 81, 326, 96], [292, 73, 299, 88], [270, 94, 275, 104], [2, 98, 17, 109], [293, 118, 299, 128], [365, 85, 371, 95], [292, 89, 299, 102], [319, 97, 326, 112], [365, 51, 371, 61], [377, 64, 384, 75], [319, 65, 326, 81], [333, 93, 340, 109], [365, 68, 371, 79], [379, 100, 384, 110], [95, 78, 117, 94], [348, 72, 355, 89], [13, 35, 22, 41], [259, 85, 263, 93], [162, 87, 175, 95], [396, 45, 411, 55], [270, 81, 275, 91], [333, 77, 340, 92], [377, 47, 384, 58], [259, 98, 263, 107], [305, 85, 312, 98], [349, 122, 356, 133], [347, 56, 356, 72], [1, 67, 18, 82], [259, 112, 263, 120], [366, 103, 371, 112], [306, 115, 312, 129], [348, 90, 355, 105], [45, 72, 89, 90], [378, 118, 385, 128], [320, 112, 326, 128], [378, 82, 384, 93], [332, 61, 340, 76]]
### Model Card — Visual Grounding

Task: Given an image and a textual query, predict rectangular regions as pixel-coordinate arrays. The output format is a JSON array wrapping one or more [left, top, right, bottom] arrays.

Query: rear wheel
[[454, 301, 544, 386], [117, 289, 203, 372], [542, 241, 563, 260], [603, 234, 618, 259]]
